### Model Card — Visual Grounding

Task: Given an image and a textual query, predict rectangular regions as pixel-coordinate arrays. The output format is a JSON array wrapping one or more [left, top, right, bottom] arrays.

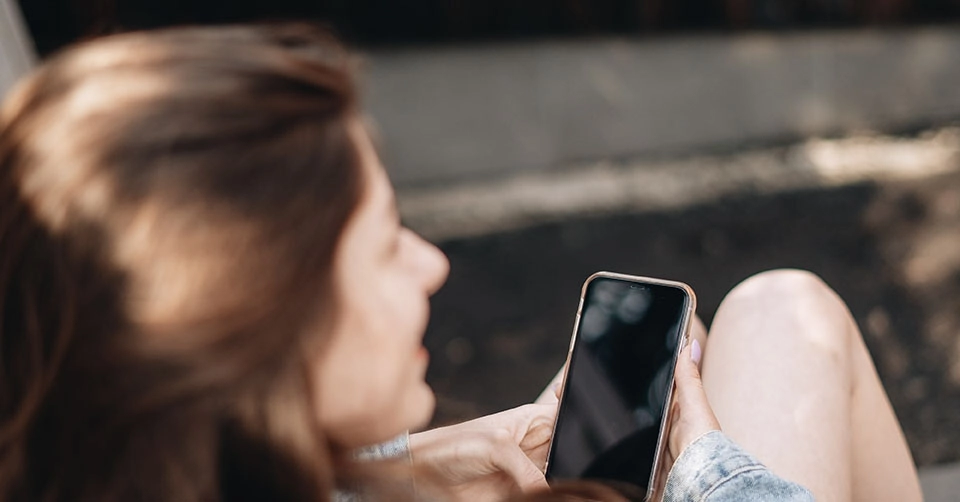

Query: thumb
[[669, 339, 721, 459], [674, 338, 706, 398], [491, 444, 550, 493]]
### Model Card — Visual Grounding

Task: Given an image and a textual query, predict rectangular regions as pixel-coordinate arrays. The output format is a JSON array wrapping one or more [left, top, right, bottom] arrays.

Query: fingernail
[[690, 339, 702, 365]]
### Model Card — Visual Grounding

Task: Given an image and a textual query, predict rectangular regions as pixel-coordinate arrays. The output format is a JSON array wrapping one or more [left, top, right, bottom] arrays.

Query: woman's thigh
[[700, 269, 920, 502]]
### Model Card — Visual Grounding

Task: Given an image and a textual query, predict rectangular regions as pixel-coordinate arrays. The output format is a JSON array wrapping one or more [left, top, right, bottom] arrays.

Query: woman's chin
[[369, 382, 436, 443], [406, 382, 436, 431], [324, 383, 436, 447]]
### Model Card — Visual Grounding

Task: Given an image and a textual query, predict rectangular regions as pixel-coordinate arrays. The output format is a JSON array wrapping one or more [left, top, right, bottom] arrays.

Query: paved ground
[[400, 129, 960, 499], [920, 462, 960, 500]]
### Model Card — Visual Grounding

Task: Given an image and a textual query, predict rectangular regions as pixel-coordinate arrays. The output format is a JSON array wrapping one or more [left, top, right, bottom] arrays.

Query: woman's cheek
[[388, 282, 429, 336]]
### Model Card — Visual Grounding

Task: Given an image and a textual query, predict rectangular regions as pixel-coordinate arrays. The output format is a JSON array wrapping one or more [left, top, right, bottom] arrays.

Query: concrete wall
[[364, 27, 960, 187], [5, 17, 958, 187], [0, 0, 35, 98]]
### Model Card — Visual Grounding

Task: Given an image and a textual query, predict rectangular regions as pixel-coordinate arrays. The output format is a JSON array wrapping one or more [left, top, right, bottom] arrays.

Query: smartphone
[[544, 272, 696, 501]]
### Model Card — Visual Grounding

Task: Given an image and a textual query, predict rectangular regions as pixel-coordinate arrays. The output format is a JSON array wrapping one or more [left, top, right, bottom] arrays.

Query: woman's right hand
[[408, 403, 556, 502], [668, 339, 722, 461]]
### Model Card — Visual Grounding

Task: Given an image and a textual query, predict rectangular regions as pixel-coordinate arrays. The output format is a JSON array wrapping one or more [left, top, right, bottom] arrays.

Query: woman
[[0, 24, 922, 501]]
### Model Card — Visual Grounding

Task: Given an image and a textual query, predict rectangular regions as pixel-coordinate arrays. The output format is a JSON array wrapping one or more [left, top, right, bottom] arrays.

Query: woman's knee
[[726, 269, 833, 303], [712, 269, 856, 358]]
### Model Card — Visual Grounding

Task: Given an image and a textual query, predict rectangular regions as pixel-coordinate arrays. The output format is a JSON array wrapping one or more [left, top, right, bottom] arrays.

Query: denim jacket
[[663, 430, 815, 502]]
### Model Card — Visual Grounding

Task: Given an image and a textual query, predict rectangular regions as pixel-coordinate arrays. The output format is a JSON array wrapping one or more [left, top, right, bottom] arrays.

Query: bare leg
[[700, 269, 921, 502]]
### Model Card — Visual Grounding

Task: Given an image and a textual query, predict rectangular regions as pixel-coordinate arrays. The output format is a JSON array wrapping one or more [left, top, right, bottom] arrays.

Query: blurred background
[[2, 0, 959, 497]]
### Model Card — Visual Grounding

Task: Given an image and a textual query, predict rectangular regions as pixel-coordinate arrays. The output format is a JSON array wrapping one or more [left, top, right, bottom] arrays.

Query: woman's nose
[[418, 235, 449, 296]]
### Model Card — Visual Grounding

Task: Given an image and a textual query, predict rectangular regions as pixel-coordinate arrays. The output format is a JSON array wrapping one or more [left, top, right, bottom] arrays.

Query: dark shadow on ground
[[422, 171, 960, 466]]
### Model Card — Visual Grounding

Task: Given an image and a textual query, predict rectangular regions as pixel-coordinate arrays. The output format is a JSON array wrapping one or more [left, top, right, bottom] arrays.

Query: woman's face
[[314, 121, 450, 448]]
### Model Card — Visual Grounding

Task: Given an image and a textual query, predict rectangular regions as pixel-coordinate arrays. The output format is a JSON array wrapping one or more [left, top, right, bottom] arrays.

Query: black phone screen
[[545, 276, 689, 496]]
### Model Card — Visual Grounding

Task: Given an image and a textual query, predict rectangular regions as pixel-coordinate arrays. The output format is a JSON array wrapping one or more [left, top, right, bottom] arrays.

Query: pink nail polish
[[691, 339, 702, 365]]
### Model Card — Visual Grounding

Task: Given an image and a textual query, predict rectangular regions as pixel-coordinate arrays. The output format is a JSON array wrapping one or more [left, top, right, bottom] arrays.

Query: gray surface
[[0, 0, 36, 98], [398, 128, 960, 241], [365, 27, 960, 187], [920, 462, 960, 502]]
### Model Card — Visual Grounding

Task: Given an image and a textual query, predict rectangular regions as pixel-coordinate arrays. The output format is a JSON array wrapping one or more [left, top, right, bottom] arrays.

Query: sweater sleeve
[[335, 432, 413, 502], [663, 431, 815, 502], [353, 431, 411, 462]]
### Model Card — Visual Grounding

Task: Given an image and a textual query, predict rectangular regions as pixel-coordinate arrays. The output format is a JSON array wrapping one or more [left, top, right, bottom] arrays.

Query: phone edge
[[541, 272, 590, 480], [645, 279, 696, 501]]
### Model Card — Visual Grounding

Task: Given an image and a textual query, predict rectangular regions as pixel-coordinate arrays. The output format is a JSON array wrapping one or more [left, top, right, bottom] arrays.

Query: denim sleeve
[[663, 430, 815, 502]]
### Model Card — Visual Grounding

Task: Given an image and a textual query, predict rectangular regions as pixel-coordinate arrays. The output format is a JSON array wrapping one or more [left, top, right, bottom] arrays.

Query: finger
[[513, 403, 557, 435], [490, 444, 550, 492], [518, 414, 553, 451], [674, 339, 706, 402], [534, 387, 557, 404], [671, 340, 721, 456], [535, 365, 566, 404], [690, 316, 708, 369], [525, 441, 551, 472], [675, 341, 718, 423]]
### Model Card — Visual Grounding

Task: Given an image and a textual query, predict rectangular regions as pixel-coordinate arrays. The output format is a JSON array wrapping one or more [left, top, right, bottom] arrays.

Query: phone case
[[544, 271, 697, 502]]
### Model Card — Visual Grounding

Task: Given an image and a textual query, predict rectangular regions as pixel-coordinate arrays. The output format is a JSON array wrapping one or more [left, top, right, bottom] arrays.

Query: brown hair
[[0, 24, 364, 501]]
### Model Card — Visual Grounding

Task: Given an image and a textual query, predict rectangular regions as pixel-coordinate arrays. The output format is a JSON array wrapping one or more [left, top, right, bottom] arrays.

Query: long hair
[[0, 24, 363, 501]]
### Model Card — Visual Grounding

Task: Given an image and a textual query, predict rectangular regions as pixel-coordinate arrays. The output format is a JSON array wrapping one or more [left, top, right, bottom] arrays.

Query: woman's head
[[0, 24, 446, 500]]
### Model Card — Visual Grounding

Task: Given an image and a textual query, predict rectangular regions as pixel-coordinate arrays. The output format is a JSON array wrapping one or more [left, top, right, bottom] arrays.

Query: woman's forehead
[[349, 120, 396, 222]]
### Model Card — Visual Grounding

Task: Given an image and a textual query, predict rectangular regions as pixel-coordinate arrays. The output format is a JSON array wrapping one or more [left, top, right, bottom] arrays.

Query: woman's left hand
[[409, 402, 558, 502]]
